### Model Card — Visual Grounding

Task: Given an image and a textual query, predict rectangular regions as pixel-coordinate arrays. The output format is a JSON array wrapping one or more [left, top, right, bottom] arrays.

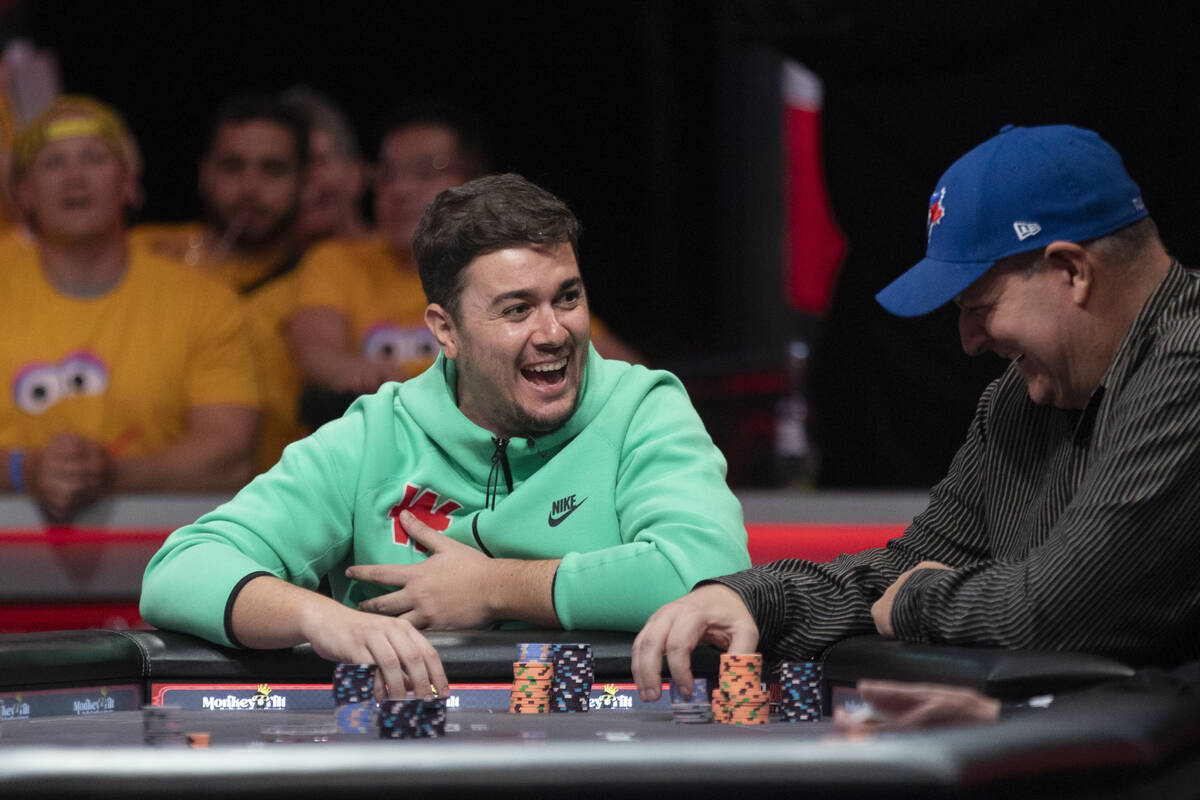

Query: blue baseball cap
[[875, 124, 1148, 317]]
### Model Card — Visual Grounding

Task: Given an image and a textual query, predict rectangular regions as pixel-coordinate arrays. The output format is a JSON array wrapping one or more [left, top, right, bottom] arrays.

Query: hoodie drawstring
[[486, 436, 514, 510]]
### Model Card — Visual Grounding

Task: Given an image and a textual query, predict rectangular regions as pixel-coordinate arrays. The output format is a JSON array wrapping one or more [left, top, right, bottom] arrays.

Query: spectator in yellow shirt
[[0, 96, 260, 521]]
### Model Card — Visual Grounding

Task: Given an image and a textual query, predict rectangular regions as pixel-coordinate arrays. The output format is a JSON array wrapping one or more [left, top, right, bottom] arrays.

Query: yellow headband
[[12, 95, 138, 181], [43, 117, 107, 141]]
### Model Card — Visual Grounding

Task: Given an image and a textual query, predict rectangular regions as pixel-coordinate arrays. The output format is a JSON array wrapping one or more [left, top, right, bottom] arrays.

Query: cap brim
[[875, 256, 994, 318]]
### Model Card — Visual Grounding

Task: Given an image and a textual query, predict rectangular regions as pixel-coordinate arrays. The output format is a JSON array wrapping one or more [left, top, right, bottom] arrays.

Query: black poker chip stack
[[377, 697, 448, 738], [332, 663, 376, 734], [776, 661, 822, 722], [549, 643, 594, 712]]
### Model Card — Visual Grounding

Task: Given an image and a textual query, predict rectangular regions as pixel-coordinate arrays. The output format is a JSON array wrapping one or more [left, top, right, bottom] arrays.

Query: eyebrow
[[490, 276, 583, 306]]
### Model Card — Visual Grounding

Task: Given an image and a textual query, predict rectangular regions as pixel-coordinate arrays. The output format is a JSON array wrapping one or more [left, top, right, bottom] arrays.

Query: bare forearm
[[301, 347, 376, 390], [231, 574, 343, 649], [486, 558, 562, 628], [288, 308, 370, 390], [113, 436, 255, 492]]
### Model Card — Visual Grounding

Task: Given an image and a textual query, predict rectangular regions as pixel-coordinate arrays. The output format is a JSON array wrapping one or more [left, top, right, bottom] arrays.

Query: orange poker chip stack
[[510, 660, 553, 714], [714, 653, 770, 725]]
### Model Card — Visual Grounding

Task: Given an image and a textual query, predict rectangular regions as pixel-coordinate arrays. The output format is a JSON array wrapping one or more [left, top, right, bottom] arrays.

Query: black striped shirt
[[719, 261, 1200, 667]]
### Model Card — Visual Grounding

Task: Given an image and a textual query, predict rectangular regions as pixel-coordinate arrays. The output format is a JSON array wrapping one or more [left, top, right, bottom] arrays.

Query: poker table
[[3, 628, 1198, 799]]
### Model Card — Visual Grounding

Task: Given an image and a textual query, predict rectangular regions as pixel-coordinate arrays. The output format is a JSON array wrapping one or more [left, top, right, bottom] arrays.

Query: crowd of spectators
[[0, 89, 640, 521]]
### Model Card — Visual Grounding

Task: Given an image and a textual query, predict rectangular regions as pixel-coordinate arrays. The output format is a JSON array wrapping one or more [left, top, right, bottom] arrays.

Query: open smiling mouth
[[522, 357, 568, 387]]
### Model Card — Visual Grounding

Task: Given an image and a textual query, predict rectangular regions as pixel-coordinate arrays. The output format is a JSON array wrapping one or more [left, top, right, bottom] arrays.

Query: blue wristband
[[9, 449, 24, 492]]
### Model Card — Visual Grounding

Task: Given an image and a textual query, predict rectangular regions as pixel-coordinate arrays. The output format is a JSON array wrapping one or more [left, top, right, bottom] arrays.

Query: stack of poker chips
[[377, 697, 448, 738], [712, 653, 770, 725], [510, 660, 553, 714], [776, 661, 822, 722], [549, 642, 594, 713], [143, 705, 186, 746], [669, 678, 713, 724], [332, 662, 376, 734]]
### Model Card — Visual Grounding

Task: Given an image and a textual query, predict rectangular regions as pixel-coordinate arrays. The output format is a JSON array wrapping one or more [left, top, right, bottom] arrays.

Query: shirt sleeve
[[713, 380, 999, 662], [889, 339, 1200, 662], [552, 378, 752, 631]]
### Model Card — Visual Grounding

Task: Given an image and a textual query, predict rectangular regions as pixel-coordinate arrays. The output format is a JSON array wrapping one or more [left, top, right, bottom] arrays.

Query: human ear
[[1043, 240, 1092, 306], [424, 304, 458, 359]]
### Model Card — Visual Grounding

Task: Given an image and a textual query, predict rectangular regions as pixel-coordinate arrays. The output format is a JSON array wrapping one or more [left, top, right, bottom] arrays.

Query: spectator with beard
[[132, 93, 310, 471]]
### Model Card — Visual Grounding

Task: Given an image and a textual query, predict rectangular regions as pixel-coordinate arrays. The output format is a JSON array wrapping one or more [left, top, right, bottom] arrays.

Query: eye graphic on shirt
[[58, 352, 109, 398], [362, 324, 439, 363], [11, 351, 111, 415], [13, 364, 62, 415]]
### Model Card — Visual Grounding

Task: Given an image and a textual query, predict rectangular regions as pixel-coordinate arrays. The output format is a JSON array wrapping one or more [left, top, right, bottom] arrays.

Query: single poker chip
[[514, 661, 554, 680], [517, 642, 553, 662]]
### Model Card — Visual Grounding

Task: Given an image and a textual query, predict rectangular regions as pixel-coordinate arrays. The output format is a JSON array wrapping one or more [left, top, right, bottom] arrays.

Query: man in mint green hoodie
[[141, 173, 750, 697]]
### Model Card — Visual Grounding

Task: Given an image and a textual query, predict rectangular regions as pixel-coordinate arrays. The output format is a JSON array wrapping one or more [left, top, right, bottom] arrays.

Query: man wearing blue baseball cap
[[633, 125, 1200, 699]]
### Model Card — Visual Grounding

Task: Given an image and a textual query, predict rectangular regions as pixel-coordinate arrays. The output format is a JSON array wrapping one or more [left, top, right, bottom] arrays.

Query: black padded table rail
[[823, 635, 1138, 700], [0, 629, 721, 691]]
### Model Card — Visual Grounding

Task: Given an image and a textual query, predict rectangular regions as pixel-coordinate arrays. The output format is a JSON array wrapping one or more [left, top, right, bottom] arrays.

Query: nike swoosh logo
[[548, 497, 587, 527]]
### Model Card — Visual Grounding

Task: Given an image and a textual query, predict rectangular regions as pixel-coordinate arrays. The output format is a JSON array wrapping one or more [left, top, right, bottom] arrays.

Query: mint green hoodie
[[141, 347, 749, 646]]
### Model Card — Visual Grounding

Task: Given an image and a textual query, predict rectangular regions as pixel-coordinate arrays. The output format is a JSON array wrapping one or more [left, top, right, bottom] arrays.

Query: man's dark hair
[[414, 173, 581, 319], [374, 99, 488, 180], [203, 93, 310, 169]]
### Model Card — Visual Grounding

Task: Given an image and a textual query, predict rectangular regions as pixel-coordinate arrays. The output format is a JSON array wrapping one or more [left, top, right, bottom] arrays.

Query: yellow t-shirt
[[294, 235, 439, 380], [293, 235, 612, 378], [130, 221, 304, 472], [0, 246, 260, 457]]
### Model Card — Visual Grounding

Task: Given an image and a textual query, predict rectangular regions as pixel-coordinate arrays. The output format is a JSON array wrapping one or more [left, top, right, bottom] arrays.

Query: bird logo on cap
[[927, 187, 946, 241]]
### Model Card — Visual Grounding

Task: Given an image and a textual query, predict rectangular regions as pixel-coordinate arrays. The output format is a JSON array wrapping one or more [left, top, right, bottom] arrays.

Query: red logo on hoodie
[[388, 483, 463, 551]]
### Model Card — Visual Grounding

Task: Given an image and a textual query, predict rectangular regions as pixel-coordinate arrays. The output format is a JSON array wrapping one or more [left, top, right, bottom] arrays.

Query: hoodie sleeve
[[139, 413, 362, 647], [552, 376, 751, 630]]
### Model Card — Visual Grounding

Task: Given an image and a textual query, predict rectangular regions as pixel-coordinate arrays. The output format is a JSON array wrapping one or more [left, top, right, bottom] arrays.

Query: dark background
[[6, 0, 1198, 488]]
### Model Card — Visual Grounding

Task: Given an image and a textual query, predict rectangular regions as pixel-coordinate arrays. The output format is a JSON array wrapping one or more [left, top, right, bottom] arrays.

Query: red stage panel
[[0, 523, 906, 632], [745, 522, 903, 564]]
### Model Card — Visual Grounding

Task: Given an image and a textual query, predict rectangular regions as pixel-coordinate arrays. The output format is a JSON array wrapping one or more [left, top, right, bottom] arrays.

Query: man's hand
[[348, 510, 497, 629], [871, 561, 954, 637], [299, 600, 449, 700], [25, 433, 111, 522], [631, 583, 759, 702], [233, 575, 451, 700], [833, 679, 1001, 734]]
